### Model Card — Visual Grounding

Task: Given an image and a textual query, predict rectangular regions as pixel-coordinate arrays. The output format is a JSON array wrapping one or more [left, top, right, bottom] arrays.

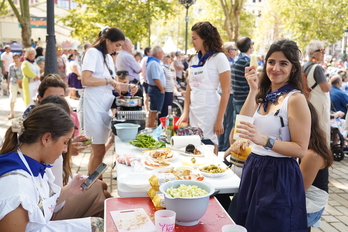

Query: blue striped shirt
[[232, 54, 250, 106]]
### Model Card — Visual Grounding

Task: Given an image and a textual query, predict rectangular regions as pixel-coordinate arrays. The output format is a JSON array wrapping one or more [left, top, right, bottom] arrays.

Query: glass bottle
[[166, 117, 174, 142]]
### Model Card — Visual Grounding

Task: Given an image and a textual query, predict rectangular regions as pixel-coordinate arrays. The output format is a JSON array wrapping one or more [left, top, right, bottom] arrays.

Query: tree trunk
[[21, 21, 31, 48], [8, 0, 31, 47]]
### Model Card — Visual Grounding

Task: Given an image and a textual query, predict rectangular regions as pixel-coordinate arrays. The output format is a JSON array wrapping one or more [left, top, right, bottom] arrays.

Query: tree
[[274, 0, 348, 50], [219, 0, 247, 42], [7, 0, 31, 48], [59, 0, 174, 46]]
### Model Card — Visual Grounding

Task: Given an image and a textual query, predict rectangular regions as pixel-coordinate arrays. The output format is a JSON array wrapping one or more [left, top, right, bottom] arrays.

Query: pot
[[115, 96, 142, 107]]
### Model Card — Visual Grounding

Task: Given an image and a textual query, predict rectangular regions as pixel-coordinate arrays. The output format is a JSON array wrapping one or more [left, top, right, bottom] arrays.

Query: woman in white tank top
[[233, 40, 311, 232]]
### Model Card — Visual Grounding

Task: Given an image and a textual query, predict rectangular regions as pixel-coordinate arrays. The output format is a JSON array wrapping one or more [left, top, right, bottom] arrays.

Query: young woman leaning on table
[[0, 104, 103, 232], [300, 102, 333, 231], [234, 39, 311, 232], [81, 26, 137, 175]]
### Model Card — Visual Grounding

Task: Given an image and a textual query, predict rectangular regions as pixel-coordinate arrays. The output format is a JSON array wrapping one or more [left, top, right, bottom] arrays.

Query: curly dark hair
[[256, 39, 303, 103], [191, 21, 223, 53]]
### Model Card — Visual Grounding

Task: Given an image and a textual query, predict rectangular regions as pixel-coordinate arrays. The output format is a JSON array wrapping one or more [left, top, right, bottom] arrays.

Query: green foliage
[[273, 0, 348, 49], [59, 0, 175, 45]]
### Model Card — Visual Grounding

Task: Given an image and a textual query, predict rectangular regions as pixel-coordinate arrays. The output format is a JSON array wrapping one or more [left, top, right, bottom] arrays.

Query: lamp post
[[44, 0, 58, 76], [178, 0, 196, 54]]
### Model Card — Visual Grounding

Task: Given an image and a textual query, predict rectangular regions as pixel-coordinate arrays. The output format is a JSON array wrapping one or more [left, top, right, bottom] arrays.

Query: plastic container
[[159, 180, 215, 226], [114, 123, 140, 141], [159, 117, 186, 131]]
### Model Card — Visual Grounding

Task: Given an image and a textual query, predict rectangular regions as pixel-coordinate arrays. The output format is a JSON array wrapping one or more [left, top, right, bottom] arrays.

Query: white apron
[[17, 150, 60, 222], [307, 66, 330, 147], [189, 61, 220, 145], [16, 150, 92, 231], [83, 67, 115, 144]]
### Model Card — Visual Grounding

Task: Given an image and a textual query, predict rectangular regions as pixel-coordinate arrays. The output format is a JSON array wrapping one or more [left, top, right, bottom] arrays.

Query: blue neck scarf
[[263, 84, 295, 112], [68, 59, 74, 62], [146, 56, 160, 66], [0, 152, 52, 177], [26, 58, 35, 64], [191, 51, 218, 67]]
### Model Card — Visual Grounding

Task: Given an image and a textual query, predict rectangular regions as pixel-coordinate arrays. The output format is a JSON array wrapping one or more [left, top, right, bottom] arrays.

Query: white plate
[[178, 146, 204, 157], [199, 165, 228, 178], [143, 159, 172, 169], [119, 173, 150, 188], [145, 149, 178, 161], [181, 157, 207, 167]]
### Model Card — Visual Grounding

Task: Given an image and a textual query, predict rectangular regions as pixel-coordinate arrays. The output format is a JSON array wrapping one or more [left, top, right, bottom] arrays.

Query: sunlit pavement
[[1, 93, 348, 231]]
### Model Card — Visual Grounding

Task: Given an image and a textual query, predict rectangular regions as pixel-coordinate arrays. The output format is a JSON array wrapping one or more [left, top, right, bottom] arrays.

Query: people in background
[[21, 47, 40, 107], [303, 40, 330, 147], [146, 46, 166, 128], [8, 53, 23, 120], [300, 102, 333, 231]]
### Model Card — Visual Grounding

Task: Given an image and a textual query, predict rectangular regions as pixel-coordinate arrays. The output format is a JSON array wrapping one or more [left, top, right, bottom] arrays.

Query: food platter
[[150, 166, 204, 181], [119, 173, 151, 188], [178, 146, 204, 157], [199, 164, 228, 178], [145, 149, 178, 161], [143, 159, 172, 169]]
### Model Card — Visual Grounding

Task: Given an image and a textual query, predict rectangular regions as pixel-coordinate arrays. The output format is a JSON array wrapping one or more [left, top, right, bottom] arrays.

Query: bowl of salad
[[159, 180, 215, 226]]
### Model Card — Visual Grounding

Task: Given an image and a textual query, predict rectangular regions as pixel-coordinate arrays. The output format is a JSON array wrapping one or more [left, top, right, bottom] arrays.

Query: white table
[[115, 136, 240, 197]]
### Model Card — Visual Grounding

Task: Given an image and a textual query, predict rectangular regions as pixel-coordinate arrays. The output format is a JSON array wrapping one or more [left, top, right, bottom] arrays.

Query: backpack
[[302, 64, 318, 99]]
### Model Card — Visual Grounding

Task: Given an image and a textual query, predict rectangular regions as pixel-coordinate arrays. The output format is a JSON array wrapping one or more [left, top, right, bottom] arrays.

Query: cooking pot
[[115, 96, 142, 107]]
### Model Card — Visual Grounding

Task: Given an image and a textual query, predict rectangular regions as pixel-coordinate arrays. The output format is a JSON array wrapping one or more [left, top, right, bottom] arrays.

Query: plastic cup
[[222, 224, 247, 232], [203, 144, 215, 160], [233, 115, 254, 141], [155, 210, 176, 232]]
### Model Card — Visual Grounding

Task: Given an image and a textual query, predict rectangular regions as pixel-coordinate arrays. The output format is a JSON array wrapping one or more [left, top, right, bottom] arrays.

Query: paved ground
[[1, 92, 348, 231]]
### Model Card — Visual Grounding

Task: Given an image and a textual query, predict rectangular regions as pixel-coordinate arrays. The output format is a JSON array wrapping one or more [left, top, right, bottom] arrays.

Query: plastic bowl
[[159, 180, 215, 226], [115, 123, 140, 141]]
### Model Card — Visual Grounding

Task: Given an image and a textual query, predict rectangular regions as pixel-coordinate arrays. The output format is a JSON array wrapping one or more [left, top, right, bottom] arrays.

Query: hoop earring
[[311, 58, 316, 62]]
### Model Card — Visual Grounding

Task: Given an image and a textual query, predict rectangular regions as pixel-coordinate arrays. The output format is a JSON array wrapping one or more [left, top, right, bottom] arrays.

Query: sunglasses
[[314, 49, 325, 53], [116, 70, 129, 76], [57, 48, 63, 51]]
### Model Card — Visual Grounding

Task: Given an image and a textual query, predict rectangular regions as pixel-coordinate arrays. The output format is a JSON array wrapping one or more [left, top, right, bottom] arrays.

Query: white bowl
[[119, 173, 150, 188], [159, 180, 215, 226], [115, 123, 140, 141]]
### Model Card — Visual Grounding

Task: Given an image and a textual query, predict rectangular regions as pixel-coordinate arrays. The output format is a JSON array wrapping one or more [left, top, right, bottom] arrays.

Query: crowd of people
[[0, 21, 347, 231]]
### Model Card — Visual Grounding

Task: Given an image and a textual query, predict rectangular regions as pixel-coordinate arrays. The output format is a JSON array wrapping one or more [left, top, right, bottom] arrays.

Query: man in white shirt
[[1, 45, 13, 95]]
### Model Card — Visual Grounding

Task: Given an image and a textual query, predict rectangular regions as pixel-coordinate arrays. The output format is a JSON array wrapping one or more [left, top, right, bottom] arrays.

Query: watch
[[264, 137, 275, 150]]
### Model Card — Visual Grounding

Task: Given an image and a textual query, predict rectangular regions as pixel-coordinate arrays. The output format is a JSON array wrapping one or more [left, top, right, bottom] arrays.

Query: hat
[[164, 54, 171, 58], [175, 51, 182, 56]]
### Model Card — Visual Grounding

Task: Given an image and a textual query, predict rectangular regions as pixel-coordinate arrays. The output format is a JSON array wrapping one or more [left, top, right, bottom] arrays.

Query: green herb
[[129, 134, 166, 149]]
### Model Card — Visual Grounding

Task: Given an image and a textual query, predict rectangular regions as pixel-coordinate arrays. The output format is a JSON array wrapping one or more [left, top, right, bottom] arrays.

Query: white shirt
[[0, 169, 91, 232], [1, 52, 13, 72], [67, 60, 81, 75]]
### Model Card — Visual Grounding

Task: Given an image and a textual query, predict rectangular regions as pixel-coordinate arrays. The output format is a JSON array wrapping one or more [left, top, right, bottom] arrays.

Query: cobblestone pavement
[[1, 93, 348, 231]]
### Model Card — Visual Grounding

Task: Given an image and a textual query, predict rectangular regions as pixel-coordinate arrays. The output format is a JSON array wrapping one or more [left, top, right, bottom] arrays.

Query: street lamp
[[44, 0, 58, 76], [178, 0, 196, 54]]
